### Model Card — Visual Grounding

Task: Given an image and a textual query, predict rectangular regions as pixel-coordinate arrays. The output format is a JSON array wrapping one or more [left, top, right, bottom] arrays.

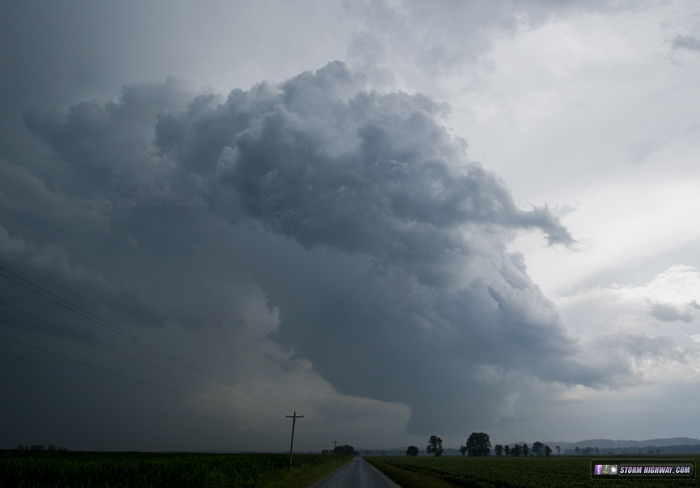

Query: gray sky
[[1, 0, 700, 453]]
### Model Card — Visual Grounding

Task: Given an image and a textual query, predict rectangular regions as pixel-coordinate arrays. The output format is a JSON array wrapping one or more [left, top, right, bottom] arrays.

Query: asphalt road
[[308, 456, 401, 488]]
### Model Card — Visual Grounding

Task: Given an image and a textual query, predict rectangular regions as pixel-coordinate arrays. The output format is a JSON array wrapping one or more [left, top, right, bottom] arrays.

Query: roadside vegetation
[[0, 450, 352, 488]]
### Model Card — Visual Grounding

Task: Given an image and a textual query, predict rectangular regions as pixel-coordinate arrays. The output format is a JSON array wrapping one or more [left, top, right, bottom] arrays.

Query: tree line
[[405, 433, 555, 457], [16, 444, 68, 451], [321, 444, 357, 455], [497, 441, 552, 457]]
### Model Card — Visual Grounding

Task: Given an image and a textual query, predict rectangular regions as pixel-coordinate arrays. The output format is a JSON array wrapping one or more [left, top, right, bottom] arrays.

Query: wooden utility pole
[[286, 411, 303, 471]]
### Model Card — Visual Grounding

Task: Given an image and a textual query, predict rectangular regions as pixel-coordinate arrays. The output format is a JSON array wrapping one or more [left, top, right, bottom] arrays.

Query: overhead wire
[[0, 265, 288, 413], [0, 333, 280, 419], [0, 300, 283, 415]]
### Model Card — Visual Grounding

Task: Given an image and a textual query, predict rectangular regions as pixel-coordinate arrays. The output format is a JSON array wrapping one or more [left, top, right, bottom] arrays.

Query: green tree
[[459, 445, 467, 456], [333, 445, 356, 455], [406, 445, 419, 457], [532, 441, 545, 456], [504, 445, 511, 456], [495, 444, 504, 456], [511, 444, 522, 457], [523, 443, 529, 457], [556, 446, 560, 454], [544, 445, 552, 457], [466, 432, 491, 456], [426, 435, 443, 457], [575, 447, 581, 455]]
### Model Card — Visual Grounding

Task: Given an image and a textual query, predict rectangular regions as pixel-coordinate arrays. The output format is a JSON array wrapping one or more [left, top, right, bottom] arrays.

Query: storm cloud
[[673, 34, 700, 52], [8, 61, 643, 437]]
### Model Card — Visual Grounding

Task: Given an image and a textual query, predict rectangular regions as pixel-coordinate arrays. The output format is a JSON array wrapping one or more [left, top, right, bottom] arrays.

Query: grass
[[0, 450, 353, 488], [365, 455, 700, 488]]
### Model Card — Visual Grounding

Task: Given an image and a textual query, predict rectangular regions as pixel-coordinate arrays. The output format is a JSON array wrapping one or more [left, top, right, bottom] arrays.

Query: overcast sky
[[2, 0, 700, 453]]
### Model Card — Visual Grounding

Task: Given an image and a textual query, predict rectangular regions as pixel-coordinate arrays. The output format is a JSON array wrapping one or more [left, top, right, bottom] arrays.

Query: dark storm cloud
[[1, 76, 199, 333], [651, 301, 699, 323], [22, 76, 195, 197], [15, 61, 618, 436], [672, 34, 700, 52]]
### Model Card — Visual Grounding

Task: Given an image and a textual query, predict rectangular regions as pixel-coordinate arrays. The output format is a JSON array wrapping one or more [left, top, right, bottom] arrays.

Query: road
[[308, 456, 401, 488]]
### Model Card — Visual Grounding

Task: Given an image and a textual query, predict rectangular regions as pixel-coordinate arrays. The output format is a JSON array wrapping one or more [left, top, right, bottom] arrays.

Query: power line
[[0, 265, 287, 411], [0, 300, 283, 415], [0, 333, 280, 419]]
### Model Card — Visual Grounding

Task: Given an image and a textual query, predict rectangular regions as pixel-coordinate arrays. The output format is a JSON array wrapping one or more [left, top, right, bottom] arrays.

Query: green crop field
[[0, 450, 352, 488], [365, 455, 700, 488]]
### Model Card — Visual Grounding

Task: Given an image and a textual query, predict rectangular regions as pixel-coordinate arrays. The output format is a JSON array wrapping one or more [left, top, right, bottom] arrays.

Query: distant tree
[[406, 445, 419, 457], [504, 445, 511, 456], [575, 447, 581, 455], [595, 447, 599, 454], [522, 443, 529, 457], [556, 446, 560, 454], [48, 445, 56, 451], [16, 444, 25, 450], [495, 444, 504, 456], [459, 445, 467, 456], [427, 436, 443, 457], [333, 445, 356, 456], [544, 445, 552, 457], [532, 442, 545, 456], [511, 444, 522, 457], [466, 432, 491, 457], [30, 445, 44, 451]]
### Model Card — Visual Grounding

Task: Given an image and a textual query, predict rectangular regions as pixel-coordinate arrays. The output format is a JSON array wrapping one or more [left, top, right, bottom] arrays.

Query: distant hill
[[542, 437, 700, 451], [519, 438, 700, 455]]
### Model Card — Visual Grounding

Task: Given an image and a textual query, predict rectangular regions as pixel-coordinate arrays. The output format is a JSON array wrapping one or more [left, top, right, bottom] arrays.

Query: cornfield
[[0, 450, 351, 488], [366, 454, 700, 488]]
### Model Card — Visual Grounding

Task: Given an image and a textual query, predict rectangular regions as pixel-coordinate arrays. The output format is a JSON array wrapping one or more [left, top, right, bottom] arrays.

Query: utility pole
[[286, 411, 303, 471], [332, 440, 338, 451]]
